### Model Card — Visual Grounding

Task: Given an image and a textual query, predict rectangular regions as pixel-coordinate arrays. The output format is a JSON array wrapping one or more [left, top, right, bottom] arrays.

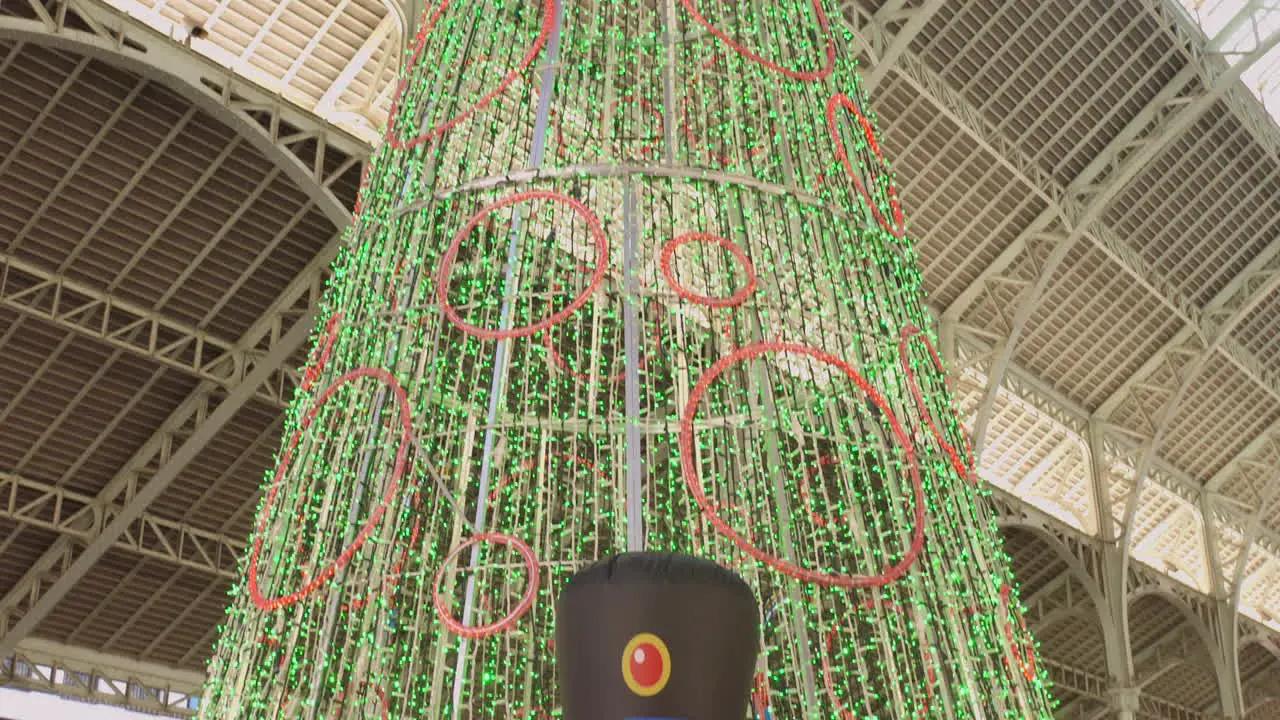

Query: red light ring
[[437, 189, 610, 340], [679, 342, 926, 588], [248, 367, 414, 611], [678, 0, 836, 82], [385, 0, 556, 151], [826, 93, 905, 239], [1000, 582, 1038, 682], [433, 532, 539, 639], [898, 324, 976, 484], [660, 232, 758, 309], [300, 313, 343, 394]]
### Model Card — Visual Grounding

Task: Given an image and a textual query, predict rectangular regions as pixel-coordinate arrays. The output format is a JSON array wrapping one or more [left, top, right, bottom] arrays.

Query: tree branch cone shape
[[199, 2, 1057, 718]]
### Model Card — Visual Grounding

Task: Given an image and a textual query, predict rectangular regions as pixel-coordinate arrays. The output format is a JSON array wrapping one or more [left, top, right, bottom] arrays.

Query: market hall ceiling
[[0, 0, 1278, 716]]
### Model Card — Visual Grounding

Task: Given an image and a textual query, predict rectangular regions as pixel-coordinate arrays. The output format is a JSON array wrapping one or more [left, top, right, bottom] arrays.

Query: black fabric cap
[[556, 552, 760, 720], [565, 552, 757, 599]]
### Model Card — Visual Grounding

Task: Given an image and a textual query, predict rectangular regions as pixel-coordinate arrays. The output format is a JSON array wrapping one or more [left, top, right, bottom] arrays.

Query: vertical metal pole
[[623, 182, 644, 551], [449, 3, 564, 716], [661, 0, 678, 166]]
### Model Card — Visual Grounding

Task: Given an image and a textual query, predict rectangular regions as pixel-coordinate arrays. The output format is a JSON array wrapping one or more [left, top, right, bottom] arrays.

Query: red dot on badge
[[622, 633, 671, 696], [631, 642, 664, 686]]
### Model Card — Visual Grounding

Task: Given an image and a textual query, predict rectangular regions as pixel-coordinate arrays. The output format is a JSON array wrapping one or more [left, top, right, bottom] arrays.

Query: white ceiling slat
[[315, 10, 394, 117]]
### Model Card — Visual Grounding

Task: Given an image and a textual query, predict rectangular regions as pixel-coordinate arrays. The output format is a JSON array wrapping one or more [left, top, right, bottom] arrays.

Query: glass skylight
[[1177, 0, 1280, 118]]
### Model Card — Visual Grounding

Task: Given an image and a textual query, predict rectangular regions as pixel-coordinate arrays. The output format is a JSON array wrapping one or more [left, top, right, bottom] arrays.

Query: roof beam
[[0, 233, 339, 656], [944, 10, 1280, 462], [1107, 246, 1280, 576], [0, 250, 293, 407], [956, 326, 1280, 606], [1097, 240, 1280, 421], [280, 0, 353, 88], [0, 0, 365, 229], [1132, 623, 1205, 688], [1, 636, 203, 717], [837, 6, 1280, 482], [314, 11, 395, 117], [0, 471, 244, 578], [1229, 474, 1280, 616], [0, 311, 312, 657], [1207, 415, 1280, 493], [3, 76, 147, 256], [854, 0, 948, 93]]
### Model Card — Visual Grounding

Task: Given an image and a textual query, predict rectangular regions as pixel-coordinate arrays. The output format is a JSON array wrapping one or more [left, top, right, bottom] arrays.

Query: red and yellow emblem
[[621, 633, 671, 697]]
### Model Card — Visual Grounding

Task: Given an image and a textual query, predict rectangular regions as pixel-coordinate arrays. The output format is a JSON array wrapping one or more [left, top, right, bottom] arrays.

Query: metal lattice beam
[[0, 472, 243, 578], [0, 314, 313, 656], [0, 0, 366, 230], [315, 12, 396, 117], [845, 0, 948, 93], [944, 11, 1280, 463], [1, 637, 203, 716], [0, 251, 293, 407], [0, 238, 337, 655]]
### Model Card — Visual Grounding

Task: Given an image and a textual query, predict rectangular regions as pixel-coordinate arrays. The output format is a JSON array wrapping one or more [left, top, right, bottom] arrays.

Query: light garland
[[198, 1, 1057, 718]]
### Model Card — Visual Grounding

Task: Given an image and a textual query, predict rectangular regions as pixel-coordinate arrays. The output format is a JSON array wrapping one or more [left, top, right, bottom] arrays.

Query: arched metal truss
[[0, 0, 1276, 718], [0, 0, 355, 662], [0, 0, 365, 228]]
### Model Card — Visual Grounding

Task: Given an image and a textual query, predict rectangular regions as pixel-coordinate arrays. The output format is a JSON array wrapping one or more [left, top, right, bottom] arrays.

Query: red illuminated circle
[[679, 0, 836, 82], [898, 324, 976, 484], [660, 232, 758, 308], [248, 367, 413, 612], [433, 532, 539, 639], [679, 341, 926, 588], [385, 0, 557, 151], [622, 633, 672, 697], [826, 93, 906, 239], [1000, 583, 1038, 682], [299, 312, 342, 393], [436, 189, 610, 341]]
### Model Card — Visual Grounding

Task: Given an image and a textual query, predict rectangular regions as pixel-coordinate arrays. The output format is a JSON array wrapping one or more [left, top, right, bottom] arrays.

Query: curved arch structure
[[0, 0, 363, 229]]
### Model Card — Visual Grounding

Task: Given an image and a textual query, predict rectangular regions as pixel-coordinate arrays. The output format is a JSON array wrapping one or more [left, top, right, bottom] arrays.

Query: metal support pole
[[448, 3, 565, 716], [623, 181, 644, 551]]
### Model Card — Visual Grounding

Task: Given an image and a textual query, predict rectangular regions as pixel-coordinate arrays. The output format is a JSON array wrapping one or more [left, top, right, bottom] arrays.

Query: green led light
[[199, 2, 1057, 719]]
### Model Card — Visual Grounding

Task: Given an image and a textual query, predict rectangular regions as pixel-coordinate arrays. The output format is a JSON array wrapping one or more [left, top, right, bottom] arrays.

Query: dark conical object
[[556, 552, 760, 720]]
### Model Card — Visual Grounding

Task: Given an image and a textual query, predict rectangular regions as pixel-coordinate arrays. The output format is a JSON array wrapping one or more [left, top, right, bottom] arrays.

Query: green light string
[[198, 1, 1057, 719]]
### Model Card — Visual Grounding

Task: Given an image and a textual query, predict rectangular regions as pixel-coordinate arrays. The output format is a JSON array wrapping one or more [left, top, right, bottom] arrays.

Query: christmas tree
[[198, 1, 1056, 717]]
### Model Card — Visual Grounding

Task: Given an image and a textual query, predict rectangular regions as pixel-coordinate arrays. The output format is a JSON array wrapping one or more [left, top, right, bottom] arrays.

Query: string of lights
[[198, 1, 1057, 718]]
